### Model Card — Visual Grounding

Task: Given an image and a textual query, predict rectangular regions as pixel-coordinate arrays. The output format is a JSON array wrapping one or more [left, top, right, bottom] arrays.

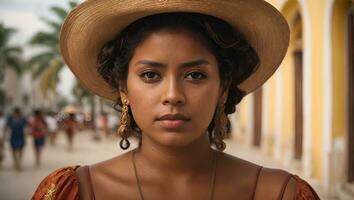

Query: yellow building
[[233, 0, 354, 198]]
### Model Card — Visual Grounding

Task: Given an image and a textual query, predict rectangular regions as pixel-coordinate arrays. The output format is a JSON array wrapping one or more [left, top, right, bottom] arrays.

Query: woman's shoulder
[[220, 153, 320, 199], [217, 151, 261, 180], [79, 152, 137, 199], [252, 167, 320, 200], [32, 166, 80, 200], [88, 151, 134, 185]]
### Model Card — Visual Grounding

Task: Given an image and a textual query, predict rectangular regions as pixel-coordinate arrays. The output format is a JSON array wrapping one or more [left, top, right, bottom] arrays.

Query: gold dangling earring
[[118, 99, 132, 150], [213, 103, 227, 151]]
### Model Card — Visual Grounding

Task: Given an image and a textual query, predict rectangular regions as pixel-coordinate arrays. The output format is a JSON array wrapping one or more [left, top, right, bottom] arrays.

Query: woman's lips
[[158, 119, 188, 129]]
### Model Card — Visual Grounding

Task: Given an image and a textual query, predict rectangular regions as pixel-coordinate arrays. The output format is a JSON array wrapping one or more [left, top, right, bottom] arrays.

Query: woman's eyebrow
[[180, 59, 210, 68], [135, 59, 210, 68], [135, 60, 165, 67]]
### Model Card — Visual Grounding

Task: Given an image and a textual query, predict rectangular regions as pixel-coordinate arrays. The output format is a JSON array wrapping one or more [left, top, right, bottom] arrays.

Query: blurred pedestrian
[[29, 109, 47, 167], [3, 107, 27, 171], [63, 113, 78, 151], [45, 111, 58, 146], [99, 111, 110, 137], [108, 111, 119, 137], [75, 112, 85, 130], [0, 110, 6, 165]]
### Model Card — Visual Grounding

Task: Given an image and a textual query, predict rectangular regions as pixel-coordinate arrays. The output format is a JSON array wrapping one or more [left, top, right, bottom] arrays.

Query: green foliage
[[29, 1, 78, 96], [0, 23, 24, 78], [72, 81, 93, 102]]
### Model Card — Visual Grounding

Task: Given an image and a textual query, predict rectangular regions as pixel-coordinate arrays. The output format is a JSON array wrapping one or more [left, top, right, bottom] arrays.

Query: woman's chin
[[154, 132, 207, 149]]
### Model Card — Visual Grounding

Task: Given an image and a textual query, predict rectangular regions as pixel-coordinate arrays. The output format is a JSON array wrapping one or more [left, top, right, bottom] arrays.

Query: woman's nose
[[161, 77, 186, 106]]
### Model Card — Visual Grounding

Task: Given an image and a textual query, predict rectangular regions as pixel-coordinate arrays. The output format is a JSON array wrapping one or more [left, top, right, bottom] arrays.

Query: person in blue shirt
[[4, 107, 27, 171]]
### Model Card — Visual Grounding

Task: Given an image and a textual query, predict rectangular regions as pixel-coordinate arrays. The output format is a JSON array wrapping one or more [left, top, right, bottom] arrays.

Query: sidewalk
[[0, 130, 123, 200]]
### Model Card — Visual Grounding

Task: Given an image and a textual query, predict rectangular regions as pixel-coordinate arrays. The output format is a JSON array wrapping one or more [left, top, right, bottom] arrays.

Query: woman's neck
[[136, 133, 215, 175]]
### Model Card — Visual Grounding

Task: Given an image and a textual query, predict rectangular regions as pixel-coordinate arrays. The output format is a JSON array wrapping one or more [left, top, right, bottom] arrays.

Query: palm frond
[[4, 56, 23, 75], [40, 17, 62, 32], [39, 58, 63, 96], [0, 24, 16, 48], [0, 24, 24, 76], [0, 46, 22, 66], [1, 46, 22, 56], [69, 1, 78, 9], [29, 52, 60, 79], [29, 52, 55, 65], [72, 81, 91, 100], [29, 31, 58, 48], [32, 62, 50, 79], [51, 6, 69, 21]]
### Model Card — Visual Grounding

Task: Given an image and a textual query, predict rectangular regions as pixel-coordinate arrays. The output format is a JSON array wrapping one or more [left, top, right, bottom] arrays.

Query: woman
[[4, 107, 27, 171], [99, 111, 110, 138], [45, 111, 58, 146], [32, 0, 319, 199], [63, 113, 78, 151], [29, 110, 47, 167], [0, 110, 6, 165]]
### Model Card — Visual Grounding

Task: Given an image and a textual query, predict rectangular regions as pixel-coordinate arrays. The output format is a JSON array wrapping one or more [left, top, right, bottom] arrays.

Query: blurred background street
[[0, 129, 328, 200], [0, 129, 123, 200]]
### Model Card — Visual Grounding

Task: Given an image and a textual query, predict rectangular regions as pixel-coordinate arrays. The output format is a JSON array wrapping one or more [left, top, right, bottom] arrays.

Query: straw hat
[[60, 0, 289, 101], [62, 105, 79, 114]]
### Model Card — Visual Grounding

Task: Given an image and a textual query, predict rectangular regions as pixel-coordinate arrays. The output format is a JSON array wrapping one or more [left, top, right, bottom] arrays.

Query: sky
[[0, 0, 77, 101]]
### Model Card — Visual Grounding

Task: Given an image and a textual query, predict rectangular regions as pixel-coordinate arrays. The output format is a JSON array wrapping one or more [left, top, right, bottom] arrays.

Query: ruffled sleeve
[[293, 175, 321, 200], [32, 166, 80, 200]]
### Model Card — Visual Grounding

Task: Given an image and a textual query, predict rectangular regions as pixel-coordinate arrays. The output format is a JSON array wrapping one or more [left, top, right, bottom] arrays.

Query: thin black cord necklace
[[132, 149, 218, 200]]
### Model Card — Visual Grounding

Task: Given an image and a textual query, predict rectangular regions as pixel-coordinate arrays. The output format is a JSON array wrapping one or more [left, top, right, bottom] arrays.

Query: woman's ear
[[119, 89, 128, 104], [119, 84, 129, 104]]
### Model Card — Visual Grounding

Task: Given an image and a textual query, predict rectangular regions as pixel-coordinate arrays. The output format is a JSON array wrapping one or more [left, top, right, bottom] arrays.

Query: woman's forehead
[[130, 30, 218, 66], [138, 28, 209, 49]]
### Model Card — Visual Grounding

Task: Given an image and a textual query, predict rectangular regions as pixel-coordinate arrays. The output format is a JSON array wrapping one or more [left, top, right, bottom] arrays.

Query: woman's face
[[121, 29, 226, 148]]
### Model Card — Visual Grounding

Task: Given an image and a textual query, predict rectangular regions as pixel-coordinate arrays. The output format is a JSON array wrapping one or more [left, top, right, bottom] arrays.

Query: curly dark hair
[[97, 12, 259, 150]]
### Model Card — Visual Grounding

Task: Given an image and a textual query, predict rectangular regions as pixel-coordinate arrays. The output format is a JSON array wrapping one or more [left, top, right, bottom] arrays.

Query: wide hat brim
[[60, 0, 289, 101]]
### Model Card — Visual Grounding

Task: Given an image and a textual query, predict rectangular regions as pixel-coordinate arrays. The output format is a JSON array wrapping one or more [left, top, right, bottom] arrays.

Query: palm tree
[[29, 1, 77, 95], [31, 1, 101, 131], [0, 23, 24, 81], [72, 81, 95, 121]]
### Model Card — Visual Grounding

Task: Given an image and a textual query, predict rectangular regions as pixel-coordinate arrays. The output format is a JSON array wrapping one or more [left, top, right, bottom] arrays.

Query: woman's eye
[[185, 72, 207, 80], [140, 71, 160, 81]]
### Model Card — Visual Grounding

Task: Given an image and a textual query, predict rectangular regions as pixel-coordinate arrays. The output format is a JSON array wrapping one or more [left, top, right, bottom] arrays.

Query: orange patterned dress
[[32, 166, 320, 200]]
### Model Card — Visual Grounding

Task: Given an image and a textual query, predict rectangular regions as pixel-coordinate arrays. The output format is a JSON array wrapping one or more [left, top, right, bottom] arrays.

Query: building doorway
[[294, 47, 303, 160], [291, 13, 304, 160], [347, 8, 354, 183], [253, 87, 263, 147]]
